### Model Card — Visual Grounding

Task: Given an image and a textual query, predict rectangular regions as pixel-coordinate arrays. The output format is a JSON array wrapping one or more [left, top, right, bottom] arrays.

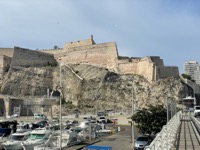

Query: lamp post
[[59, 64, 62, 149], [132, 82, 135, 149], [166, 97, 169, 122]]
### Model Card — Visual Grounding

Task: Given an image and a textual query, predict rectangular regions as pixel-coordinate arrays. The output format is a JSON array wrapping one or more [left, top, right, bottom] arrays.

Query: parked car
[[98, 116, 107, 123], [135, 135, 152, 150], [11, 114, 19, 118], [83, 116, 90, 120], [194, 106, 200, 117], [97, 111, 106, 117], [34, 113, 47, 120]]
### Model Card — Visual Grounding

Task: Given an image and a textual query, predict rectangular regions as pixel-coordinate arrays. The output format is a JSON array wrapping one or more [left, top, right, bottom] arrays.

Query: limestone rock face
[[0, 64, 187, 111], [0, 68, 54, 98]]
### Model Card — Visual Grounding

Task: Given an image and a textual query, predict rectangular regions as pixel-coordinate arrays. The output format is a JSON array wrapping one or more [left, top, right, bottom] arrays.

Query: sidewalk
[[171, 116, 200, 150]]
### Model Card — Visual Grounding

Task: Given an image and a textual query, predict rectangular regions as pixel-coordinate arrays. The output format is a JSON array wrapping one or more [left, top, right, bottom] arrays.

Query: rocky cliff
[[0, 64, 188, 112]]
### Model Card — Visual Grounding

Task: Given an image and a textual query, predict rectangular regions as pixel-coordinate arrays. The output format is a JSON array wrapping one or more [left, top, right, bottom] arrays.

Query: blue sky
[[1, 0, 200, 73]]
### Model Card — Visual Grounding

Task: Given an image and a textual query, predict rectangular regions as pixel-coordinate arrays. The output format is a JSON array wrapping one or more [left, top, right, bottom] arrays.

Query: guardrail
[[144, 111, 182, 150], [190, 116, 200, 142]]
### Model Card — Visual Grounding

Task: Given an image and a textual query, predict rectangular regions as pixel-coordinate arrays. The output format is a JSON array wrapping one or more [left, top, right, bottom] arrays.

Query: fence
[[144, 111, 182, 150]]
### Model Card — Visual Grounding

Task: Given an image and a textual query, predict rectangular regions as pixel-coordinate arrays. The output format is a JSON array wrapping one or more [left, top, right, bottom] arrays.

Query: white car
[[194, 106, 200, 117], [34, 113, 47, 120]]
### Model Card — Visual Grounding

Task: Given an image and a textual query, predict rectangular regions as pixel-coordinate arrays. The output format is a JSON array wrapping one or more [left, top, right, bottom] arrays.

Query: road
[[67, 125, 139, 150]]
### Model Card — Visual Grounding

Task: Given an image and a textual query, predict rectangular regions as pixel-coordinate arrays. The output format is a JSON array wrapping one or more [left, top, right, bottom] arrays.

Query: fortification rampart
[[136, 57, 155, 81], [158, 66, 179, 79], [118, 57, 141, 74], [0, 55, 11, 75], [150, 56, 164, 66], [118, 62, 138, 74], [64, 35, 95, 50], [40, 48, 63, 55], [0, 55, 11, 77], [0, 48, 14, 57], [41, 37, 179, 82], [0, 36, 179, 82], [11, 47, 57, 69], [53, 42, 119, 70]]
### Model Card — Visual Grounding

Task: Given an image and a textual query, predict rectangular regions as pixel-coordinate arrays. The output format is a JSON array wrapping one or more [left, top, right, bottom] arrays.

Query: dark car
[[135, 135, 152, 150]]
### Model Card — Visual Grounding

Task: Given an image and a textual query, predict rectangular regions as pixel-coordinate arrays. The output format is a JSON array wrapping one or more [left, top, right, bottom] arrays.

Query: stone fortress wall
[[42, 36, 179, 81], [0, 48, 14, 77], [0, 48, 14, 57], [43, 37, 119, 72], [0, 47, 57, 76], [0, 36, 179, 116], [158, 66, 179, 79], [11, 47, 57, 69], [0, 55, 11, 77], [57, 42, 119, 71], [0, 36, 179, 82], [118, 57, 139, 75]]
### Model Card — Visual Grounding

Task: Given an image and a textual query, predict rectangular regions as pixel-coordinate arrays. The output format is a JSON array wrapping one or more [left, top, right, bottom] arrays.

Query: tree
[[131, 104, 167, 134], [181, 74, 192, 80], [54, 45, 59, 49], [181, 74, 196, 83]]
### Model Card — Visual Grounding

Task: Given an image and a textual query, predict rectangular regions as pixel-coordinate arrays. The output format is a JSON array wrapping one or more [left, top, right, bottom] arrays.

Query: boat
[[34, 128, 84, 150], [0, 134, 10, 150], [0, 120, 18, 149], [0, 120, 17, 135], [16, 122, 31, 133], [21, 127, 52, 150], [2, 130, 31, 150]]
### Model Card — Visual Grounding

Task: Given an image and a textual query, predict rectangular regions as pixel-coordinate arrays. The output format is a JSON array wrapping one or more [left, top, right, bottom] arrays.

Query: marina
[[0, 112, 126, 150]]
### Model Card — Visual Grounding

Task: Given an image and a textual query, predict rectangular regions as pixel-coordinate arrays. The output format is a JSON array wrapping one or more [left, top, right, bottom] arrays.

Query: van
[[34, 113, 47, 120]]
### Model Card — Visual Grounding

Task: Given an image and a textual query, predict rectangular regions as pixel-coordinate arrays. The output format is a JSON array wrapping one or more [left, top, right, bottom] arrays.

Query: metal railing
[[190, 116, 200, 142], [145, 111, 182, 150]]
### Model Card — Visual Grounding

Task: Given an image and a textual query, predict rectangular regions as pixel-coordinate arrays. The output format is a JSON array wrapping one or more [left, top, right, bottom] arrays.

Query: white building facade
[[184, 61, 200, 85]]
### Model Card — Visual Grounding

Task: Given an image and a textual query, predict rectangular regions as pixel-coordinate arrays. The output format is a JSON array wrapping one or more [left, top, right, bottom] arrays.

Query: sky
[[1, 0, 200, 73]]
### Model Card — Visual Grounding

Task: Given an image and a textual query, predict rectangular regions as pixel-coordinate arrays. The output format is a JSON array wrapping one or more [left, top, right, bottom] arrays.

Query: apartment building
[[184, 61, 200, 85]]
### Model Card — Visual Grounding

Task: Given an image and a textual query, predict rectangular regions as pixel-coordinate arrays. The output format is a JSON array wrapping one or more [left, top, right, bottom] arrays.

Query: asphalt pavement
[[67, 125, 139, 150]]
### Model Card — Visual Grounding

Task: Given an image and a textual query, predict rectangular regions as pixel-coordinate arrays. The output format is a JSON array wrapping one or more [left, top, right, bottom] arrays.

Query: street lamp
[[131, 81, 135, 149], [59, 64, 63, 149]]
